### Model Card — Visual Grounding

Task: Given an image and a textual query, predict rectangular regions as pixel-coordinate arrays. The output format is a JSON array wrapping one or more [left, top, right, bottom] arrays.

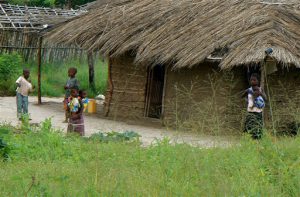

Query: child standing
[[16, 69, 34, 120], [67, 89, 84, 136], [244, 73, 266, 139], [63, 67, 79, 123]]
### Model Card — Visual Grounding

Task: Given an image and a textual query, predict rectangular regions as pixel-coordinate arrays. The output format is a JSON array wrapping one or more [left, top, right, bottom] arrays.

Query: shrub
[[7, 0, 56, 7], [0, 138, 9, 160], [0, 53, 22, 96], [0, 124, 13, 160]]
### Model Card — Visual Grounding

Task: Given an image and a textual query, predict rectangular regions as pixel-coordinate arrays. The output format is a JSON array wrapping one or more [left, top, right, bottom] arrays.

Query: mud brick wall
[[105, 56, 147, 120], [163, 62, 248, 133]]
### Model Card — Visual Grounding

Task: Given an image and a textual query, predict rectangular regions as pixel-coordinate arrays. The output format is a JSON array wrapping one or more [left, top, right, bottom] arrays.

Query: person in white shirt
[[243, 73, 266, 139], [16, 69, 34, 120]]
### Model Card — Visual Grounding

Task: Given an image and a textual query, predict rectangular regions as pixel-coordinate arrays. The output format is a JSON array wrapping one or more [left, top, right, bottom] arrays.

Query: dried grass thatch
[[47, 0, 300, 69]]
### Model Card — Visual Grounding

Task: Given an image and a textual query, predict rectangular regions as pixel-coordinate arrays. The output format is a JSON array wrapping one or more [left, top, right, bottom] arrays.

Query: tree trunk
[[87, 52, 95, 92], [66, 0, 72, 9], [37, 36, 42, 105], [105, 56, 113, 117]]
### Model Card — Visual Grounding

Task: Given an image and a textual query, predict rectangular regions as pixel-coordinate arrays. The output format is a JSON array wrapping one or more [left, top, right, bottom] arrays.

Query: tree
[[55, 0, 96, 8], [7, 0, 56, 7], [87, 52, 96, 93]]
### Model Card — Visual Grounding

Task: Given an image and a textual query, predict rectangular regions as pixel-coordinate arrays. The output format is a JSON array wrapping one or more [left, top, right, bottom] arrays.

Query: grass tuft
[[0, 121, 299, 196]]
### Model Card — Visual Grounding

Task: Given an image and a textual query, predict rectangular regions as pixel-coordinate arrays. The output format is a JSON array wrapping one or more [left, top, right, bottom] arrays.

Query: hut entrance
[[145, 65, 166, 119], [247, 65, 261, 83]]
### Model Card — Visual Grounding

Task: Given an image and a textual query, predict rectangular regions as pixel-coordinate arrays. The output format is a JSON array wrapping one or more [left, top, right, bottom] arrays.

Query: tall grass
[[164, 69, 300, 136], [268, 80, 300, 136], [26, 58, 108, 98], [0, 121, 299, 196], [165, 71, 244, 135]]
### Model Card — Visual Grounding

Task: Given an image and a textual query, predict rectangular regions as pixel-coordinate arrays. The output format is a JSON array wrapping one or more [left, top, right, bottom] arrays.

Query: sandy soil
[[0, 96, 238, 147]]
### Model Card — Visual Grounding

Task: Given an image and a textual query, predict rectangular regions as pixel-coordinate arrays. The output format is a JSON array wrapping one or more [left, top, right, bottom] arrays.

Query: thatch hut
[[48, 0, 300, 133]]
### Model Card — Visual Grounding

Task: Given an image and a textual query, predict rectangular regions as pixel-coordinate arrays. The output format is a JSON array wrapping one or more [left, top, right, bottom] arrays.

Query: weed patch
[[0, 121, 299, 196]]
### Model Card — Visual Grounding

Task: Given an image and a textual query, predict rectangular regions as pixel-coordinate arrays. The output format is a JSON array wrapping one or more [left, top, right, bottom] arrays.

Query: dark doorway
[[246, 65, 261, 84], [145, 65, 165, 118]]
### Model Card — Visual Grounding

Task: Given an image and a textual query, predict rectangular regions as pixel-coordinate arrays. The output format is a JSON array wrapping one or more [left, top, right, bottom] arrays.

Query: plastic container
[[87, 99, 97, 113]]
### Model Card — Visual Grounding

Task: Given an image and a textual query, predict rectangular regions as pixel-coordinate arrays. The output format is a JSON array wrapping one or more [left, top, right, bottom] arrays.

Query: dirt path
[[0, 96, 238, 147]]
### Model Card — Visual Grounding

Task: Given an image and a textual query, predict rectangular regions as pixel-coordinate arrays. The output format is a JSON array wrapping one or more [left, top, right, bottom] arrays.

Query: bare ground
[[0, 96, 239, 147]]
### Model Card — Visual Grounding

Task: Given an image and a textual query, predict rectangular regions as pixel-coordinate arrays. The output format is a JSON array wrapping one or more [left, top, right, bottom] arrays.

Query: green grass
[[26, 58, 108, 98], [0, 121, 299, 196]]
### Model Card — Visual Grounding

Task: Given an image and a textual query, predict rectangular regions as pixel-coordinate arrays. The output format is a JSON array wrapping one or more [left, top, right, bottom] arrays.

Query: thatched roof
[[47, 0, 300, 69]]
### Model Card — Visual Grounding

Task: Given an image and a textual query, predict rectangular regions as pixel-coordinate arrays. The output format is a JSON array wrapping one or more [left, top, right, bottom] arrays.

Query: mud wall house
[[48, 0, 300, 133]]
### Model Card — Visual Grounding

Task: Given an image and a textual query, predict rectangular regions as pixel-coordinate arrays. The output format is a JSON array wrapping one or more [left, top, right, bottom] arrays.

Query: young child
[[16, 69, 34, 120], [79, 90, 89, 113], [67, 89, 84, 136], [63, 67, 79, 123], [244, 73, 266, 139]]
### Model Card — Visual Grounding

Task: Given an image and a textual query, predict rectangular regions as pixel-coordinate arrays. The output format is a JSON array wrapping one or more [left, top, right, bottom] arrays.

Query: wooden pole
[[144, 67, 152, 117], [87, 51, 95, 92], [261, 56, 276, 135], [161, 65, 168, 120], [264, 58, 276, 135], [105, 57, 113, 117], [260, 63, 265, 89], [260, 60, 266, 124], [37, 36, 42, 105], [64, 0, 72, 9]]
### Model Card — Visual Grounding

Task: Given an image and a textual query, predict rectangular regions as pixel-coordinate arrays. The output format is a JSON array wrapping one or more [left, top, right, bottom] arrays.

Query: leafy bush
[[0, 53, 22, 96], [0, 138, 9, 160], [55, 0, 95, 8], [7, 0, 56, 7], [0, 124, 13, 160]]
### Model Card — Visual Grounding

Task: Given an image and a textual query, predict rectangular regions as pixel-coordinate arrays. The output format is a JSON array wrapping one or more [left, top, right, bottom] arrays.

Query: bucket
[[87, 99, 97, 113]]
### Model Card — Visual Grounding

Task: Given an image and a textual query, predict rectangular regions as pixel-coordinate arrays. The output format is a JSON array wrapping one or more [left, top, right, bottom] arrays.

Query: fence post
[[37, 36, 42, 105]]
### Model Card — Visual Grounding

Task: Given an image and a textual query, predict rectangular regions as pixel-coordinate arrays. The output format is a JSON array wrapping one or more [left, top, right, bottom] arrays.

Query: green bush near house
[[0, 53, 22, 96]]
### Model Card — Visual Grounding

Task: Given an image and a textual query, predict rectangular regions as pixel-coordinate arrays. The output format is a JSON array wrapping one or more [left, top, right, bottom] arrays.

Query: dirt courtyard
[[0, 96, 238, 147]]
